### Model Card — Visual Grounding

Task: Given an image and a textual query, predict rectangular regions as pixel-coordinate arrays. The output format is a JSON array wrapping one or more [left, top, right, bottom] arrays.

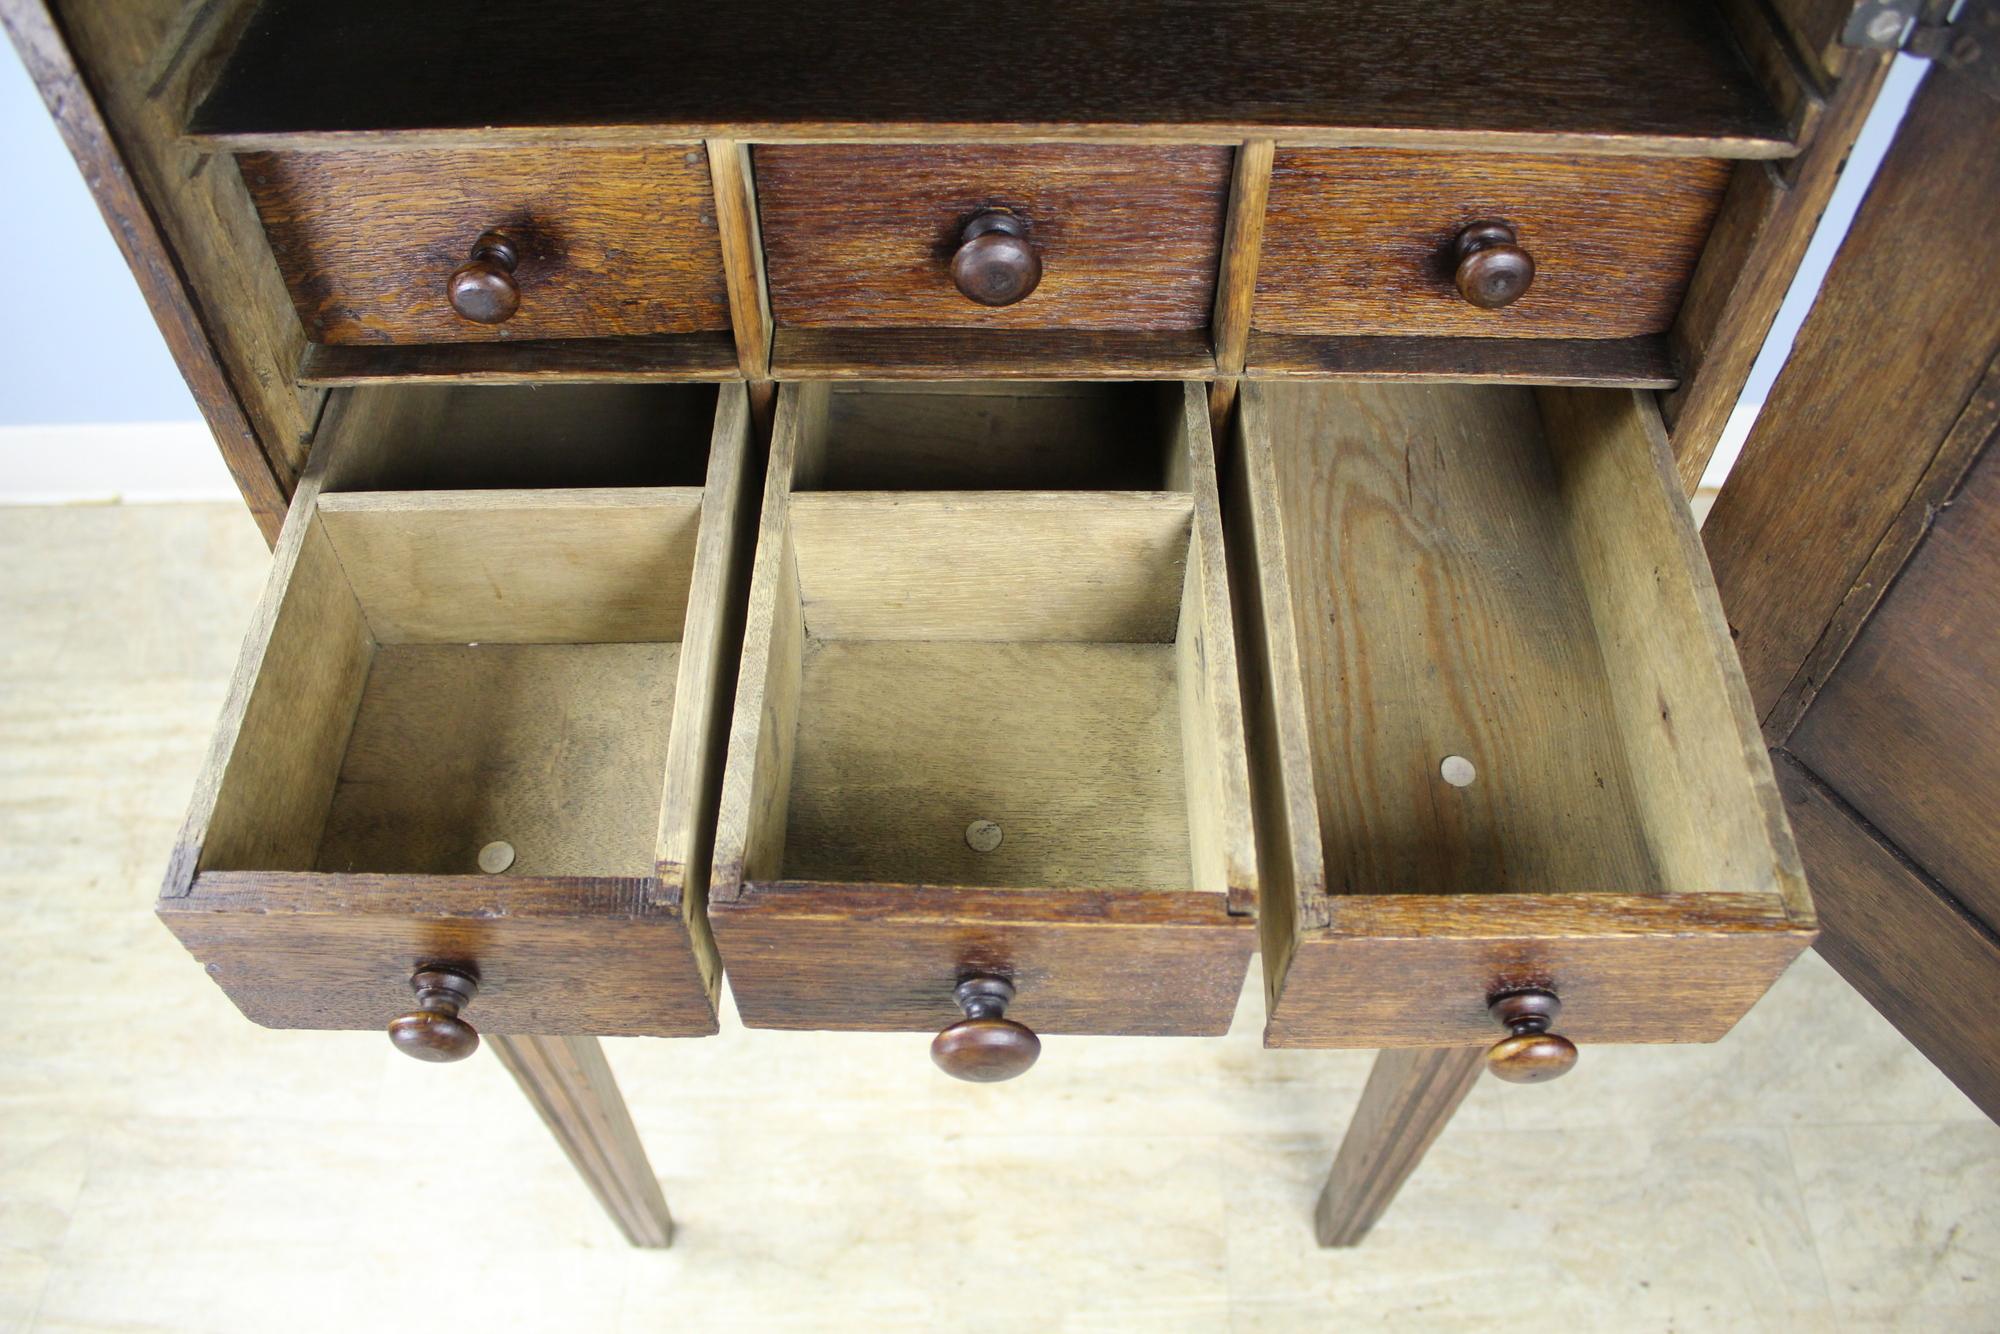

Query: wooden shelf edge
[[188, 122, 1797, 160], [771, 328, 1217, 380], [296, 334, 743, 386], [1246, 333, 1679, 388]]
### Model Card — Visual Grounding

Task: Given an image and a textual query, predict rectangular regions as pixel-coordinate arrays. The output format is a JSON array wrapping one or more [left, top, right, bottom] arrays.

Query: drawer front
[[1254, 150, 1731, 340], [754, 145, 1232, 331], [161, 875, 718, 1037], [159, 384, 758, 1044], [714, 886, 1253, 1036], [240, 146, 733, 345]]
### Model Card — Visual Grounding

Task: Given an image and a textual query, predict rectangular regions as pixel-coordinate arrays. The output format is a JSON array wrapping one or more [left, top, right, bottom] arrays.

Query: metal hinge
[[1842, 0, 1990, 60]]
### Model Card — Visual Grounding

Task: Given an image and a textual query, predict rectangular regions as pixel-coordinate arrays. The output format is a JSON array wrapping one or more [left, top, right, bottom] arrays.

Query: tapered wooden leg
[[1314, 1047, 1485, 1247], [490, 1034, 673, 1248]]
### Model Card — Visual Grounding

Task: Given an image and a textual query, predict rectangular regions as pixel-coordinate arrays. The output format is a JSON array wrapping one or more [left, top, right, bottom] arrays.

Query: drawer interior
[[198, 384, 725, 883], [163, 382, 755, 1037], [753, 383, 1217, 894], [1232, 381, 1810, 1045], [315, 383, 717, 492]]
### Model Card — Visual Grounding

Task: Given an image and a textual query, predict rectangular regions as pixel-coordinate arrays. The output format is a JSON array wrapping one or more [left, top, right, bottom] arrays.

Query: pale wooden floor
[[2, 502, 1996, 1333]]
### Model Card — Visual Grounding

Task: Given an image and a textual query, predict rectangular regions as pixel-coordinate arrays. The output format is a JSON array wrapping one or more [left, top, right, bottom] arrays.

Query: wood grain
[[1540, 389, 1810, 924], [1168, 382, 1258, 915], [1704, 65, 2000, 717], [315, 488, 706, 644], [1765, 0, 1870, 86], [314, 384, 718, 494], [314, 642, 679, 877], [711, 384, 819, 897], [788, 494, 1192, 642], [165, 389, 394, 891], [1223, 384, 1326, 1009], [1314, 1047, 1484, 1247], [1267, 892, 1811, 1047], [297, 333, 740, 385], [1246, 333, 1677, 388], [1775, 752, 2000, 1122], [1210, 140, 1274, 377], [490, 1034, 674, 1248], [1790, 440, 2000, 929], [783, 641, 1191, 891], [706, 139, 773, 379], [655, 382, 756, 1002], [1255, 150, 1732, 339], [771, 328, 1214, 380], [193, 513, 373, 878], [161, 382, 754, 1038], [159, 871, 718, 1035], [1263, 382, 1656, 898], [239, 145, 732, 344], [1711, 0, 1830, 145], [1665, 53, 1892, 492], [713, 882, 1253, 1035], [189, 0, 1787, 157], [816, 383, 1176, 491], [1765, 352, 2000, 739], [1230, 382, 1809, 1048], [711, 380, 1255, 1034], [755, 145, 1231, 332]]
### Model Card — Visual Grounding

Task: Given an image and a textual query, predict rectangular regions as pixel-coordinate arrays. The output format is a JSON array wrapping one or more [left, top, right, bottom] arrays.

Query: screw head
[[1866, 9, 1906, 44]]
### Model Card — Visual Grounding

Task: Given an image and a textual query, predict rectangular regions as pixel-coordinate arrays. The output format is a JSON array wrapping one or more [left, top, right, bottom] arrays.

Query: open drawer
[[1227, 382, 1813, 1066], [159, 382, 755, 1050], [710, 381, 1256, 1075]]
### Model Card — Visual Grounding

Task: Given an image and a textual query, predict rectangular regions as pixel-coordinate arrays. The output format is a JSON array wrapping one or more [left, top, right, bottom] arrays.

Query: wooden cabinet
[[15, 0, 1936, 1251]]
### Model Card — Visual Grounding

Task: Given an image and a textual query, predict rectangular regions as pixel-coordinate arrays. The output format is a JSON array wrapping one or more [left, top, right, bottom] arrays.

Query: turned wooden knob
[[931, 976, 1040, 1082], [950, 210, 1042, 307], [1485, 989, 1577, 1083], [447, 230, 522, 324], [1454, 221, 1535, 309], [388, 967, 481, 1062]]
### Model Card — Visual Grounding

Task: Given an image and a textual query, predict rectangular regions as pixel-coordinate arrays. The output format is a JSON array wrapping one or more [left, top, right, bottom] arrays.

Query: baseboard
[[0, 421, 240, 504]]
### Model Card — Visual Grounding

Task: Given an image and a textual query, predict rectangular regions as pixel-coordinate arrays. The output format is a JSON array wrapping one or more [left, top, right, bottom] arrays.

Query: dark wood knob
[[1454, 221, 1535, 309], [447, 231, 521, 324], [950, 210, 1042, 307], [931, 976, 1040, 1082], [388, 967, 480, 1062], [1485, 989, 1577, 1083]]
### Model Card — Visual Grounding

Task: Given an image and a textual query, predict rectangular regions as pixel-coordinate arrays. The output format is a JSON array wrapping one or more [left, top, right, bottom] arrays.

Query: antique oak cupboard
[[12, 0, 1990, 1251]]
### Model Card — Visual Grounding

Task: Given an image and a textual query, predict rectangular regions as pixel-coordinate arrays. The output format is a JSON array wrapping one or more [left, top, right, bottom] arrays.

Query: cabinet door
[[1703, 41, 2000, 1121]]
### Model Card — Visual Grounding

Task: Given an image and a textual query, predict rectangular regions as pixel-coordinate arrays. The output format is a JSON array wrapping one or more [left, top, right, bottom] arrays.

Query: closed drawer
[[1253, 150, 1731, 341], [1227, 382, 1812, 1064], [710, 382, 1256, 1060], [755, 146, 1232, 332], [239, 146, 733, 345], [159, 383, 756, 1047]]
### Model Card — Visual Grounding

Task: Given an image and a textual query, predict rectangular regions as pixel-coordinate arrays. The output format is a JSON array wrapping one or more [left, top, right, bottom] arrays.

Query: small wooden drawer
[[755, 145, 1233, 336], [1253, 150, 1732, 341], [239, 146, 733, 345], [710, 381, 1256, 1043], [159, 383, 756, 1041], [1227, 382, 1813, 1054]]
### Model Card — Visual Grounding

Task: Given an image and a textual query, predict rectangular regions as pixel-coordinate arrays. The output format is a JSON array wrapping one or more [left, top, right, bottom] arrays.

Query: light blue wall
[[1, 38, 198, 425]]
